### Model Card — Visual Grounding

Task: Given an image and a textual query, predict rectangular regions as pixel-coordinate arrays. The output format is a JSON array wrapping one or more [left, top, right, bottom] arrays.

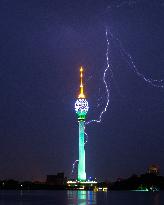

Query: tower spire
[[78, 66, 86, 99]]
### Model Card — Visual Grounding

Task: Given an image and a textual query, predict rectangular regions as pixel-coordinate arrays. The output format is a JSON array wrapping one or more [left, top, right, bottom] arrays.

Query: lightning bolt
[[71, 160, 79, 178], [84, 126, 88, 145], [107, 28, 164, 88], [86, 25, 164, 128], [86, 27, 112, 125]]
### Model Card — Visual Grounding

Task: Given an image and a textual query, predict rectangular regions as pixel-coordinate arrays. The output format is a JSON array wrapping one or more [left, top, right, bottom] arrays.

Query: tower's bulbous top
[[75, 98, 89, 113], [75, 98, 89, 121]]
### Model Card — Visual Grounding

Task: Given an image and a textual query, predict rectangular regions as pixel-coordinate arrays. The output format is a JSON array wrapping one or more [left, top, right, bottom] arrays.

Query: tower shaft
[[78, 121, 86, 181]]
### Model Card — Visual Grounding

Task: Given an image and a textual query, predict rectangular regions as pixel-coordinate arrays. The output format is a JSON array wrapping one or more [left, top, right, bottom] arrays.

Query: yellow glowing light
[[78, 66, 86, 99], [67, 180, 97, 184], [103, 187, 108, 192]]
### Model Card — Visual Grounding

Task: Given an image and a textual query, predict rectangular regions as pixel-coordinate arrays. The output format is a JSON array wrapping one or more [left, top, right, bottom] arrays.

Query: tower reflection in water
[[67, 190, 96, 205]]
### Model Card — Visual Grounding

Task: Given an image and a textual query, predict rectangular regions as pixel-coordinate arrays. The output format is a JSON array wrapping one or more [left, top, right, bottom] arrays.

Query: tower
[[75, 66, 89, 181], [67, 67, 98, 189]]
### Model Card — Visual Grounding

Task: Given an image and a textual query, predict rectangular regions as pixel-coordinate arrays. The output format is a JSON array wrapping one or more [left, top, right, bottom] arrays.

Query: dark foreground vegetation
[[0, 173, 164, 190], [0, 180, 66, 190], [108, 173, 164, 190]]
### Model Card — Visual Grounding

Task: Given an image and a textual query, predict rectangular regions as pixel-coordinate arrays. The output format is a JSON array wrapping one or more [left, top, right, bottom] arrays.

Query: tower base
[[67, 180, 97, 190]]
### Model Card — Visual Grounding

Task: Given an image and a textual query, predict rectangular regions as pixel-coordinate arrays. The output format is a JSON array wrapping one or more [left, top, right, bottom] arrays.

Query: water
[[0, 190, 163, 205]]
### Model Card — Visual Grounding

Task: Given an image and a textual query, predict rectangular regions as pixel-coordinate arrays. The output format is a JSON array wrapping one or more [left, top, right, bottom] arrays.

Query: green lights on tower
[[74, 67, 89, 181]]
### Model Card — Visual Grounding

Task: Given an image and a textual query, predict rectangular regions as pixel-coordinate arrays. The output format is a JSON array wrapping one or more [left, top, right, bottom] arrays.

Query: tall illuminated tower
[[75, 67, 89, 181]]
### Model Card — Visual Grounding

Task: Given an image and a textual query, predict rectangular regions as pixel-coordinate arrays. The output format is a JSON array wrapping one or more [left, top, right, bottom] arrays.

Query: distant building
[[46, 173, 67, 186], [148, 165, 159, 175]]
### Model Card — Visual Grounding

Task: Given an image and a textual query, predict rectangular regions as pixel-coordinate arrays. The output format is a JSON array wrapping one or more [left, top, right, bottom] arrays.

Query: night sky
[[0, 0, 164, 181]]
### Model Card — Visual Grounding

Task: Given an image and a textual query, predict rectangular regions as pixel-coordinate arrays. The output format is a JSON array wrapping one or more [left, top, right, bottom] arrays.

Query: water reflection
[[67, 190, 96, 205], [154, 193, 160, 205]]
